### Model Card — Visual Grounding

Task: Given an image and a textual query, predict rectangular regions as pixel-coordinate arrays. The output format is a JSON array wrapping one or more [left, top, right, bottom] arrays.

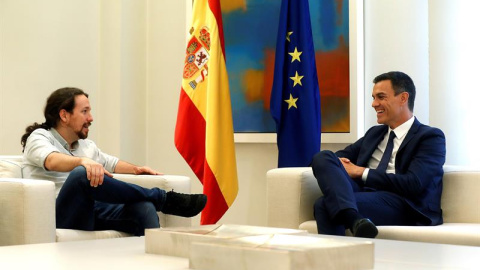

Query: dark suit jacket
[[336, 118, 446, 225]]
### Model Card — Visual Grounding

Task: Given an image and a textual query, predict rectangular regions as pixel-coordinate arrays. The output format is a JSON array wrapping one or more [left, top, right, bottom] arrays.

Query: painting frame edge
[[233, 0, 365, 144]]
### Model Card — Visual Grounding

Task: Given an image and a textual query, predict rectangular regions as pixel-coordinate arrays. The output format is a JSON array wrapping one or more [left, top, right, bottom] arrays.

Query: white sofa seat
[[267, 166, 480, 246], [0, 156, 191, 246]]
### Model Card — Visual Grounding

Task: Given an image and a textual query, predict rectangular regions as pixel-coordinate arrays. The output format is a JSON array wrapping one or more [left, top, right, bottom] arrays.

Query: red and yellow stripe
[[175, 0, 238, 224]]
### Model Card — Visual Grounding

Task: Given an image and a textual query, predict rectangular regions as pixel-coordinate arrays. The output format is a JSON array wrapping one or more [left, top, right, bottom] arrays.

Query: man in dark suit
[[312, 71, 446, 238]]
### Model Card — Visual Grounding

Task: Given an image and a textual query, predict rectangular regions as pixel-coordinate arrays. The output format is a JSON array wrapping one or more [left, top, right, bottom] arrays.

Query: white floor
[[0, 235, 479, 269]]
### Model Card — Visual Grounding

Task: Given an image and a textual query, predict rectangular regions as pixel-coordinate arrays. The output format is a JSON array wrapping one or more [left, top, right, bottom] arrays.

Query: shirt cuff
[[361, 168, 369, 183]]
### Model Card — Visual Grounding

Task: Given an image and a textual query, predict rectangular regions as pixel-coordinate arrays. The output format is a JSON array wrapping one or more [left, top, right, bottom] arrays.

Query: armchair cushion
[[0, 156, 23, 178], [56, 229, 129, 242]]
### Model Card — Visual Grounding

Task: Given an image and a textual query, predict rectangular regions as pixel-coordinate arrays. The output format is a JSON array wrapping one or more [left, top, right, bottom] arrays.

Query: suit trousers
[[56, 166, 165, 236], [312, 150, 416, 235]]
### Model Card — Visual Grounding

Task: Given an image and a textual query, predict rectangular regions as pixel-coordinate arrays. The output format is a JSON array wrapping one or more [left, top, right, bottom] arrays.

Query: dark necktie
[[377, 131, 396, 172]]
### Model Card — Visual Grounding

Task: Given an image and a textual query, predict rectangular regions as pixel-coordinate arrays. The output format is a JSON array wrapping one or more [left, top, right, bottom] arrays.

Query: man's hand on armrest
[[114, 160, 163, 175], [133, 166, 162, 175]]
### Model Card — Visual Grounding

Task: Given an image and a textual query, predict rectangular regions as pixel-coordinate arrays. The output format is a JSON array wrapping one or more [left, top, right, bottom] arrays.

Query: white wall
[[429, 0, 480, 166], [0, 0, 100, 154], [364, 0, 429, 127], [364, 0, 480, 167], [97, 0, 148, 165]]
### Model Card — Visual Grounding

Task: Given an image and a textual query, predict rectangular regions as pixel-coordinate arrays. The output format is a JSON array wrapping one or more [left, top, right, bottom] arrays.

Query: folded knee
[[62, 166, 90, 189], [313, 150, 336, 163], [312, 150, 337, 171], [70, 166, 88, 178]]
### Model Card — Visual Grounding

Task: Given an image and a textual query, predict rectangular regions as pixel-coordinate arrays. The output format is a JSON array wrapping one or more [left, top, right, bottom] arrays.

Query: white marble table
[[0, 237, 188, 270], [0, 234, 479, 269]]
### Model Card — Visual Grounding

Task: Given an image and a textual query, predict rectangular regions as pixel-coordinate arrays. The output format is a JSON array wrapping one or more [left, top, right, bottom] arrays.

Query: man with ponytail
[[21, 87, 206, 236]]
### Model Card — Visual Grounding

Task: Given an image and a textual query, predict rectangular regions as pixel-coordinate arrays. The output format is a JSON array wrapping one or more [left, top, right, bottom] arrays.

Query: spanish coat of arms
[[183, 26, 211, 90]]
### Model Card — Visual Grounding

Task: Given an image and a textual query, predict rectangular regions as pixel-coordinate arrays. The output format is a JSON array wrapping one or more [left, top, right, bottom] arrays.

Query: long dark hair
[[21, 87, 88, 151]]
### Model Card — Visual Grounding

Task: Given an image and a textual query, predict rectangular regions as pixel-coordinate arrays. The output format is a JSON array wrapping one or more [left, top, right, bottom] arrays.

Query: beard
[[76, 123, 91, 139], [77, 131, 88, 139]]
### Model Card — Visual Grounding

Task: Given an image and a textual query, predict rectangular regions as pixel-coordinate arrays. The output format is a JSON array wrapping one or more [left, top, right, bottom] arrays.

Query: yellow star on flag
[[289, 47, 302, 63], [290, 71, 304, 87], [284, 94, 298, 109], [286, 31, 293, 42]]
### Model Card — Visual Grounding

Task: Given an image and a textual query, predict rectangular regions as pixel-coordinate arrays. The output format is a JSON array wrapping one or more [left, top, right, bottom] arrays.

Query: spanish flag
[[175, 0, 238, 224]]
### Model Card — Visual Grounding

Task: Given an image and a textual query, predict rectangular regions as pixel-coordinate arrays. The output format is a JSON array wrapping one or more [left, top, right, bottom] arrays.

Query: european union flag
[[270, 0, 321, 168]]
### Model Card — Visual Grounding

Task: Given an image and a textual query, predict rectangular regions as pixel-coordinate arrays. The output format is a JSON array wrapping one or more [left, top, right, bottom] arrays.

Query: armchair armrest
[[441, 167, 480, 223], [0, 178, 56, 246], [111, 174, 192, 228], [266, 167, 322, 229]]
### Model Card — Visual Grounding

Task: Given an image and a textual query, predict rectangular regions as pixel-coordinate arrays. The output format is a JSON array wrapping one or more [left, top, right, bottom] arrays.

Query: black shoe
[[351, 218, 378, 238], [161, 191, 207, 217]]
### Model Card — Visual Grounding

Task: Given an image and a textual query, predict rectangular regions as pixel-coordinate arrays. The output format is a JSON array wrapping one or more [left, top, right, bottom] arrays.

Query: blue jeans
[[56, 166, 166, 236]]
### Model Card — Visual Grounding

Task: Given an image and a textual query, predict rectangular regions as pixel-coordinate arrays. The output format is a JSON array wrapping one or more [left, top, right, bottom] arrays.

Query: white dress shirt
[[361, 116, 415, 181]]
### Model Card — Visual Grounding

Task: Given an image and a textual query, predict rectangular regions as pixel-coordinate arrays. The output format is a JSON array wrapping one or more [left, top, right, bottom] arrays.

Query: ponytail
[[20, 122, 51, 152]]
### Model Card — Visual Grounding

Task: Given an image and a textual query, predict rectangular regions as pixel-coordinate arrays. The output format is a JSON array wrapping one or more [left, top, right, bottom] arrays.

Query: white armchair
[[267, 166, 480, 246], [0, 156, 191, 246]]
